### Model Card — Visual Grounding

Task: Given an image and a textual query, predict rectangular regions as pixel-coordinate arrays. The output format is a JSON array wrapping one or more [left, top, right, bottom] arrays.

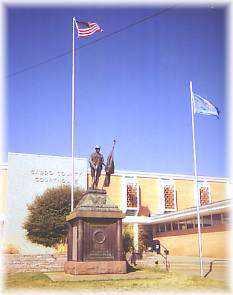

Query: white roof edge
[[86, 168, 230, 182], [149, 199, 232, 224], [122, 199, 232, 225], [112, 169, 230, 183], [123, 216, 150, 224]]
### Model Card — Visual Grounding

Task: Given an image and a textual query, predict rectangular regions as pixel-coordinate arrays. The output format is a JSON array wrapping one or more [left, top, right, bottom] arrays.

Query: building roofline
[[7, 152, 87, 161], [3, 152, 231, 182], [123, 199, 232, 225], [112, 169, 230, 183]]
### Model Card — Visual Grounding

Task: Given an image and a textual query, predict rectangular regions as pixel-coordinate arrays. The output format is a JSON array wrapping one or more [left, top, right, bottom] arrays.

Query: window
[[122, 175, 139, 216], [162, 179, 176, 211], [127, 183, 138, 208], [165, 222, 172, 231], [153, 212, 229, 237], [203, 215, 212, 227], [222, 212, 231, 225], [172, 221, 179, 231], [194, 217, 203, 228], [198, 181, 210, 206], [179, 220, 187, 230], [186, 219, 194, 229], [154, 225, 160, 234], [212, 214, 222, 226], [159, 224, 165, 233]]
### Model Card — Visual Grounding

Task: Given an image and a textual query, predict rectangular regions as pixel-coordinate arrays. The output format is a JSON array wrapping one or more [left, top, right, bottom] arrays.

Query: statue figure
[[89, 145, 105, 190], [89, 141, 116, 190]]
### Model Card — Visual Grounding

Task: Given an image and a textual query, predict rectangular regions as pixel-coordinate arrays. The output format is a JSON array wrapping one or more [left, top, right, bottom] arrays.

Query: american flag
[[76, 21, 103, 38]]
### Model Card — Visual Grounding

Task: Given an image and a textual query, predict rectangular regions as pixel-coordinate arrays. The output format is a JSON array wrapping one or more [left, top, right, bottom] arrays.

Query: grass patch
[[4, 267, 229, 292]]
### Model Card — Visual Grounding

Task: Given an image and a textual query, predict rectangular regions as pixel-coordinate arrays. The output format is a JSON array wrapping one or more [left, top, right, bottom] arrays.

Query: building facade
[[1, 153, 232, 257]]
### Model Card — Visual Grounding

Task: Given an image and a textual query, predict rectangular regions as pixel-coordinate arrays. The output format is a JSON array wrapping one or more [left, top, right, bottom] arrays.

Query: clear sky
[[6, 5, 227, 177]]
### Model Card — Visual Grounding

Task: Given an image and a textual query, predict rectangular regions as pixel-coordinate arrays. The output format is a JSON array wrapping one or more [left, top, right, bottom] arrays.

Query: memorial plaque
[[65, 189, 127, 274], [83, 219, 117, 261]]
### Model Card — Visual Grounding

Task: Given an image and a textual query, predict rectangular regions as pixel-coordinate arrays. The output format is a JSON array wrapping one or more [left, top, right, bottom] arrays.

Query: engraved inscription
[[30, 169, 83, 184]]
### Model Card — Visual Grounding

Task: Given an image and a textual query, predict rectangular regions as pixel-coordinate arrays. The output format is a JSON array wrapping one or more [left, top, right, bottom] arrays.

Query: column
[[72, 224, 78, 261], [77, 219, 84, 261], [67, 222, 73, 261], [116, 219, 123, 260], [133, 223, 139, 252]]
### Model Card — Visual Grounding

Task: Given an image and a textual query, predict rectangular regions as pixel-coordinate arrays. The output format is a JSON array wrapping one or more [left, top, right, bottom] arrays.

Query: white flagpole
[[71, 17, 76, 212], [190, 80, 204, 277]]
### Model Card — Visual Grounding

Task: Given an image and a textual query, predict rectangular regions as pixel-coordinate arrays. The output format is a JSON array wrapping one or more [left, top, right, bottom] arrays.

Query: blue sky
[[6, 5, 227, 177]]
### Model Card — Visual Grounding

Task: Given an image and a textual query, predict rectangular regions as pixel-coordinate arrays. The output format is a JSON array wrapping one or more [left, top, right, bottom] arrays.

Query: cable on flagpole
[[190, 80, 204, 277]]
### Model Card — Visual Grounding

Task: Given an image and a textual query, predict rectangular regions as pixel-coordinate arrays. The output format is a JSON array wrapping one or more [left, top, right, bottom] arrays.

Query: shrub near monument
[[23, 186, 84, 249]]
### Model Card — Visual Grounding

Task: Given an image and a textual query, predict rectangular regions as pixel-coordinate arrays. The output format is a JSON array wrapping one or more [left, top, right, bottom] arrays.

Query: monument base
[[64, 261, 127, 275]]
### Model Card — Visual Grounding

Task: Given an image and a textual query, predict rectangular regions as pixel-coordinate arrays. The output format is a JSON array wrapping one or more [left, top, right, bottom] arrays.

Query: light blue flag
[[193, 92, 220, 118]]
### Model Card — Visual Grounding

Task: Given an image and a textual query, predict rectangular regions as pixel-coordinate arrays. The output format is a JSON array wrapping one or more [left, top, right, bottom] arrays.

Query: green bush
[[23, 186, 83, 248], [122, 231, 134, 255]]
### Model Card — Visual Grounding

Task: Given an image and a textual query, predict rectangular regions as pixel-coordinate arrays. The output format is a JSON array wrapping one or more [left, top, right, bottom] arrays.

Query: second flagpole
[[71, 17, 76, 212], [190, 80, 204, 277]]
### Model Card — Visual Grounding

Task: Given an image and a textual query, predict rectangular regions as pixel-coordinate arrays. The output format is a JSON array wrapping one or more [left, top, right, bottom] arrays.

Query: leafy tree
[[23, 186, 83, 248]]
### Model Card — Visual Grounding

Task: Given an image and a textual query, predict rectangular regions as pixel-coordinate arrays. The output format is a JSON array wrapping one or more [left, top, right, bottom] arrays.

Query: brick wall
[[4, 253, 67, 273]]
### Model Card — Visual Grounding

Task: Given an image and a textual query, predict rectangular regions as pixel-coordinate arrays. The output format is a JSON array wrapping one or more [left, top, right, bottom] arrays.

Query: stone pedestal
[[65, 189, 126, 275], [64, 261, 127, 275]]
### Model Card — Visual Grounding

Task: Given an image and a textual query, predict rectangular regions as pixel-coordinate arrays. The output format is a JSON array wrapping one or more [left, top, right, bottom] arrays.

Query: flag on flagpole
[[103, 140, 116, 187], [193, 92, 220, 118], [76, 21, 103, 38]]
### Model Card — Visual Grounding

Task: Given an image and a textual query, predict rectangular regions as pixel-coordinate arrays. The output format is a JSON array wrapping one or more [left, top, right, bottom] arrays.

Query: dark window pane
[[172, 222, 178, 230], [203, 215, 212, 227], [194, 218, 203, 228], [179, 221, 187, 230], [186, 220, 194, 229], [159, 224, 165, 232], [155, 226, 160, 234], [165, 223, 172, 231], [212, 214, 222, 225], [222, 213, 231, 224]]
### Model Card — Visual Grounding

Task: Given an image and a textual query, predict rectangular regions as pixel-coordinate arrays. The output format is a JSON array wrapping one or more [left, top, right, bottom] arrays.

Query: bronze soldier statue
[[89, 145, 105, 190]]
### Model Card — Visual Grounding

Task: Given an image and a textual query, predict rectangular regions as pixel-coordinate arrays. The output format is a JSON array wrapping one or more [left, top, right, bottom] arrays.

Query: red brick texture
[[127, 184, 137, 208], [200, 187, 210, 206], [164, 185, 175, 209]]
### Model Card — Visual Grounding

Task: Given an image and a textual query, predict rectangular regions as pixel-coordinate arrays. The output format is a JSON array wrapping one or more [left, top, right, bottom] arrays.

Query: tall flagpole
[[190, 80, 204, 277], [71, 17, 76, 212]]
